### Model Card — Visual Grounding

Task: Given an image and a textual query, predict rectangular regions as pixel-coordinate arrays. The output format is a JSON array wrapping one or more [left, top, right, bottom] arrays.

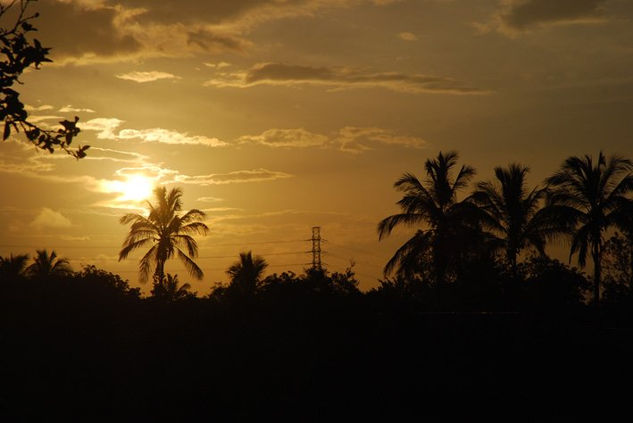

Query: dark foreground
[[1, 279, 633, 421]]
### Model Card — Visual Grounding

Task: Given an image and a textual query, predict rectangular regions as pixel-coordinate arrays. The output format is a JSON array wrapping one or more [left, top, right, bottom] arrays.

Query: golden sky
[[1, 0, 633, 292]]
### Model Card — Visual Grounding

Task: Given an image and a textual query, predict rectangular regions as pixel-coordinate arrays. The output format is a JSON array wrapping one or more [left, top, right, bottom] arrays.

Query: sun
[[118, 175, 154, 201]]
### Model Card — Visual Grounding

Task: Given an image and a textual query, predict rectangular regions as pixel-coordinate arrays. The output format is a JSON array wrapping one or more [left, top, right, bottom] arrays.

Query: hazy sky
[[1, 0, 633, 292]]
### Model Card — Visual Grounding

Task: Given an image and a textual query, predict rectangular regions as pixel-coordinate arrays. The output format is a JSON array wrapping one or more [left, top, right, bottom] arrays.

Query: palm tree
[[377, 151, 480, 284], [227, 251, 268, 295], [547, 152, 633, 305], [469, 164, 553, 276], [119, 186, 209, 282], [0, 253, 29, 280], [25, 250, 72, 279], [151, 273, 193, 301]]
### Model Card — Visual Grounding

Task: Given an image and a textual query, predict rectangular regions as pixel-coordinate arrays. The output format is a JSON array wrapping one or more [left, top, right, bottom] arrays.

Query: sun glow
[[102, 174, 154, 203], [119, 175, 154, 201]]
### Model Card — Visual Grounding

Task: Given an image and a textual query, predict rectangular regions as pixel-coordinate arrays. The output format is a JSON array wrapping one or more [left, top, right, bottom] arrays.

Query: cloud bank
[[204, 63, 485, 95]]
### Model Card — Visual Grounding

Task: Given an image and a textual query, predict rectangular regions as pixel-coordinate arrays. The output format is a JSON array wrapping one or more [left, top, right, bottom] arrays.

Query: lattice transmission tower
[[310, 226, 322, 270]]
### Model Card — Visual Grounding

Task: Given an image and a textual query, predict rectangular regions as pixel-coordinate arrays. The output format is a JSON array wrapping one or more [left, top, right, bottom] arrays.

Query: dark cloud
[[25, 0, 391, 63], [206, 63, 486, 94], [499, 0, 607, 30], [34, 1, 141, 60]]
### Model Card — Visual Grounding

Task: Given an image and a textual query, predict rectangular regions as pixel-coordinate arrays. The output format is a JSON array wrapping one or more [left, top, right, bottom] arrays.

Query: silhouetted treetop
[[119, 186, 208, 282], [0, 0, 87, 158]]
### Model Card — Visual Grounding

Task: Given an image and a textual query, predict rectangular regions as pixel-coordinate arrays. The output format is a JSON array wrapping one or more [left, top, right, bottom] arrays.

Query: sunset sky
[[1, 0, 633, 292]]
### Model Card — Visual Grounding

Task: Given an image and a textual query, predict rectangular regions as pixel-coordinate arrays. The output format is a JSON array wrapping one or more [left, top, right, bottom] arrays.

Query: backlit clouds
[[81, 118, 226, 147], [483, 0, 609, 35], [398, 32, 418, 41], [31, 208, 72, 229], [115, 71, 181, 83], [32, 0, 399, 63], [171, 169, 294, 186], [238, 127, 428, 153], [204, 63, 486, 95]]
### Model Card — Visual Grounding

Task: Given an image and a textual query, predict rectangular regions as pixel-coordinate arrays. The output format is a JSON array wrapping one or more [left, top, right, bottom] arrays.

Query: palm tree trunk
[[154, 260, 165, 282], [592, 245, 601, 307]]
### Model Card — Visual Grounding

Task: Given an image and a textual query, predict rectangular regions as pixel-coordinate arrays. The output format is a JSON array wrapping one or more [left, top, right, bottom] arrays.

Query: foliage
[[546, 152, 633, 305], [226, 251, 268, 296], [119, 186, 208, 282], [0, 252, 29, 280], [377, 151, 484, 284], [518, 255, 589, 310], [468, 163, 553, 273], [0, 0, 87, 158], [25, 249, 72, 279], [151, 273, 195, 301], [73, 264, 141, 299]]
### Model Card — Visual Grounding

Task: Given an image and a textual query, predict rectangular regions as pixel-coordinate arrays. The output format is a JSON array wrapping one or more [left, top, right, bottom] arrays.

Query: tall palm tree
[[119, 186, 209, 282], [0, 253, 29, 280], [227, 251, 268, 295], [547, 152, 633, 305], [25, 250, 72, 279], [151, 273, 193, 301], [377, 151, 480, 284], [469, 164, 553, 276]]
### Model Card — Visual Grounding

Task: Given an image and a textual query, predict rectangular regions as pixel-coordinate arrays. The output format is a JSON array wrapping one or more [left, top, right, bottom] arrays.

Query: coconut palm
[[227, 251, 268, 295], [0, 253, 29, 280], [151, 273, 193, 301], [469, 164, 553, 276], [377, 151, 480, 284], [119, 186, 208, 282], [25, 250, 72, 279], [546, 152, 633, 305]]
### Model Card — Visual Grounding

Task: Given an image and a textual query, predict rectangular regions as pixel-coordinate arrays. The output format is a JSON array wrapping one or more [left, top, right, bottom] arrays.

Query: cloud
[[81, 118, 227, 146], [81, 118, 125, 139], [335, 126, 428, 153], [204, 62, 231, 69], [115, 71, 182, 83], [31, 208, 72, 229], [238, 128, 330, 148], [481, 0, 608, 35], [398, 32, 418, 41], [59, 105, 96, 113], [30, 0, 409, 64], [238, 126, 428, 153], [204, 63, 486, 94], [170, 169, 294, 185], [117, 128, 227, 146], [24, 104, 54, 112], [197, 196, 225, 203]]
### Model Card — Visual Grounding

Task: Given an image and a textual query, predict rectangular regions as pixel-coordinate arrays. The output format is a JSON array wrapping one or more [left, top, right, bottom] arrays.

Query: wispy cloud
[[59, 105, 96, 113], [170, 169, 293, 185], [115, 71, 182, 83], [81, 118, 227, 147], [24, 104, 54, 112], [31, 208, 72, 229], [204, 63, 486, 95], [398, 32, 418, 41], [197, 196, 225, 203], [479, 0, 608, 36], [238, 126, 428, 153]]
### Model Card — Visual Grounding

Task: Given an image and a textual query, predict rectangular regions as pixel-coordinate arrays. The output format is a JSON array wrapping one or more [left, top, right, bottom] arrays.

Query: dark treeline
[[2, 150, 633, 419]]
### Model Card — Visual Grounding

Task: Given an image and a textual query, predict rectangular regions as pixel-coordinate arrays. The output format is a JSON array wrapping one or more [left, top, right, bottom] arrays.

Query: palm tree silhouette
[[119, 186, 208, 282], [0, 253, 29, 280], [227, 251, 268, 295], [26, 250, 72, 279], [377, 151, 479, 284], [469, 164, 552, 276], [547, 152, 633, 305], [151, 273, 193, 301]]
